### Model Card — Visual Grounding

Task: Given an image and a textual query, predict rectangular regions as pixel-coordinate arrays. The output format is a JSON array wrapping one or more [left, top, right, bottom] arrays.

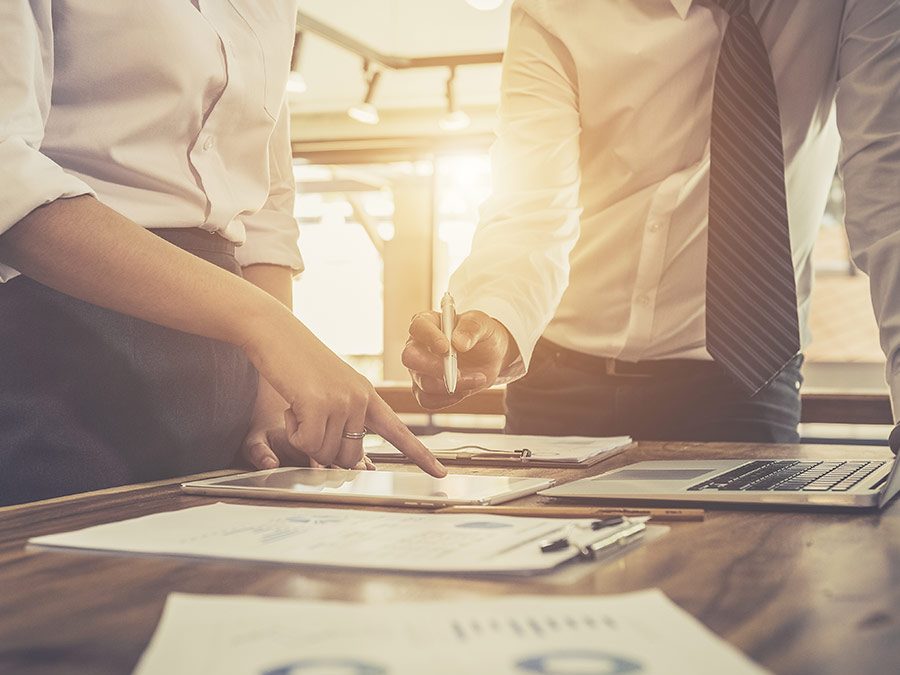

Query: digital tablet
[[181, 467, 555, 508]]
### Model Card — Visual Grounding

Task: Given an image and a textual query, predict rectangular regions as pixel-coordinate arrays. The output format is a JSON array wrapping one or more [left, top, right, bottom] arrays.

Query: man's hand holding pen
[[403, 306, 519, 410]]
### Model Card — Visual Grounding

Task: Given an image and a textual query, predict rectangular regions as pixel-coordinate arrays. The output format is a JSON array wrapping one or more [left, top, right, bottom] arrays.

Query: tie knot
[[713, 0, 749, 16]]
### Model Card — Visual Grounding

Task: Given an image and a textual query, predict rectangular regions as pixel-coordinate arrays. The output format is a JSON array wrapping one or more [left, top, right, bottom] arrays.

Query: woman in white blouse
[[0, 1, 444, 505]]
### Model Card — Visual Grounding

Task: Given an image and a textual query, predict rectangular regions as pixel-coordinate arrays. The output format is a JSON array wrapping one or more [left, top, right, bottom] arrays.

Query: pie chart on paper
[[516, 650, 644, 674]]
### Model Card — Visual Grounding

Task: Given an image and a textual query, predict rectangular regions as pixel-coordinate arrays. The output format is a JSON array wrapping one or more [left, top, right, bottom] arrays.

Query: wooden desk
[[1, 443, 899, 675]]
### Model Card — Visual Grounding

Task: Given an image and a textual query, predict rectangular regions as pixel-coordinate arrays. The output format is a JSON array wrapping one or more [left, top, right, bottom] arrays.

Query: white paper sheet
[[134, 590, 769, 675], [28, 502, 654, 574], [365, 432, 633, 463]]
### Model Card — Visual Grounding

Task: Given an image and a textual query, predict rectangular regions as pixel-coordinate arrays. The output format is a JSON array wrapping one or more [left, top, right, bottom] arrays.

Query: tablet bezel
[[181, 467, 555, 508]]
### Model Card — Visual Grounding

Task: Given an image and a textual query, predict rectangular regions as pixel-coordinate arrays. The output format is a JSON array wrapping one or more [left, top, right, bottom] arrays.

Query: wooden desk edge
[[0, 469, 241, 515]]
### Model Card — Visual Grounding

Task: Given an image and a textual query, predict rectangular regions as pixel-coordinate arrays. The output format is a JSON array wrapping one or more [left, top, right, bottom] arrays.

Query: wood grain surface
[[1, 442, 898, 675]]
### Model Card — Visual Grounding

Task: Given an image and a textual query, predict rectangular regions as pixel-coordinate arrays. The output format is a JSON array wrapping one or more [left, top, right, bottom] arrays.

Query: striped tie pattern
[[706, 0, 800, 395]]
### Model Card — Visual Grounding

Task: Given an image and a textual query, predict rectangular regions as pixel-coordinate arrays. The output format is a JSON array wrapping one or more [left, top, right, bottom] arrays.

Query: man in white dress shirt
[[404, 0, 900, 443], [0, 1, 444, 505]]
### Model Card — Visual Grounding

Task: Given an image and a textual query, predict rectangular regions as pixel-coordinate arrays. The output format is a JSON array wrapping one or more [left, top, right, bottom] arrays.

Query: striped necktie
[[706, 0, 800, 395]]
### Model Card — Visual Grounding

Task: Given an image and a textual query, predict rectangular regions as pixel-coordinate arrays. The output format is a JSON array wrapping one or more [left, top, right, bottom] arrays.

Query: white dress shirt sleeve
[[235, 98, 303, 273], [0, 1, 95, 283], [448, 0, 582, 377], [835, 0, 900, 419]]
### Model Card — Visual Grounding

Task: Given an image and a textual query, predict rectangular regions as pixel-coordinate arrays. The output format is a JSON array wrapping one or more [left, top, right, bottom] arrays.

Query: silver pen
[[440, 292, 458, 394]]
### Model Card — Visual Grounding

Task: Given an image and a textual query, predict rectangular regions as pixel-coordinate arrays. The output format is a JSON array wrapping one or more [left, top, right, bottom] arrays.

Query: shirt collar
[[669, 0, 693, 20]]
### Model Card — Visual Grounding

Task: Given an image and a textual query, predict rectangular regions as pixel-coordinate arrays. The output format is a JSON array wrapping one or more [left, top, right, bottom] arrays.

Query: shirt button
[[648, 222, 660, 233], [201, 136, 215, 152], [637, 295, 651, 307]]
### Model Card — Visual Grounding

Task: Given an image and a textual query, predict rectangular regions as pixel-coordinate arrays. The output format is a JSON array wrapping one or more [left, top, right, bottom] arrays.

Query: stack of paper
[[365, 432, 633, 466], [29, 502, 658, 575], [134, 590, 770, 674]]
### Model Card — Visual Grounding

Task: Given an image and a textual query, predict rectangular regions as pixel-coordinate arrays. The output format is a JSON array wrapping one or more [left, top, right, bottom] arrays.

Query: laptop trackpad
[[596, 469, 714, 481]]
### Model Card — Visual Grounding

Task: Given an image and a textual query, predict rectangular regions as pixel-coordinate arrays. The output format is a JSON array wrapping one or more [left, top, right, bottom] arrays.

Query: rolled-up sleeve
[[448, 0, 582, 376], [235, 97, 303, 273], [0, 0, 95, 282], [835, 0, 900, 419]]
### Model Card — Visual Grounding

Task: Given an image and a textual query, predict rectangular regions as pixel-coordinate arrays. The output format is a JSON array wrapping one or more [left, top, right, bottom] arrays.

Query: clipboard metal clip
[[431, 446, 533, 460]]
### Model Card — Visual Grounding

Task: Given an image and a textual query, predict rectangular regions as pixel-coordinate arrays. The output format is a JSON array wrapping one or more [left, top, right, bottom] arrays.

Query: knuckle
[[408, 312, 432, 334], [458, 316, 482, 332], [288, 432, 309, 453], [307, 391, 328, 409], [401, 348, 418, 369], [348, 389, 368, 410]]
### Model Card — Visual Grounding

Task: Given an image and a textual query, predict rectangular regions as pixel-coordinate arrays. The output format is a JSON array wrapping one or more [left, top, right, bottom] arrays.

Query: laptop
[[540, 455, 900, 509]]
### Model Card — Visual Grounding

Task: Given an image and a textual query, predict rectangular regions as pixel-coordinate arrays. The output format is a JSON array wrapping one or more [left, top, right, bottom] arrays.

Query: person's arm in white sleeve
[[401, 1, 582, 410], [449, 0, 582, 376], [0, 8, 445, 476], [235, 97, 303, 273], [835, 0, 900, 422], [0, 0, 94, 282]]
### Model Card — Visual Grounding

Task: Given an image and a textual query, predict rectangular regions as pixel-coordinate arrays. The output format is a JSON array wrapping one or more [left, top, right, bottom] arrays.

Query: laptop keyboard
[[687, 460, 886, 493]]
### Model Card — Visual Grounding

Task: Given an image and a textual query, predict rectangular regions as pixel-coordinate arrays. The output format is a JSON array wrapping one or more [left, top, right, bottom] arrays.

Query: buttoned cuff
[[0, 137, 95, 282], [888, 368, 900, 424], [235, 210, 304, 274]]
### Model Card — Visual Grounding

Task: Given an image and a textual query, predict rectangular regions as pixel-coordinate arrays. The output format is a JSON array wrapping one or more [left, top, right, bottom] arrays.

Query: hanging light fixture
[[439, 67, 470, 131], [347, 62, 381, 125], [465, 0, 504, 11], [286, 31, 308, 94]]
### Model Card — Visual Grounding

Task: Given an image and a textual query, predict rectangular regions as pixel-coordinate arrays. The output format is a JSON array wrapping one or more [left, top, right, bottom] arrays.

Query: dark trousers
[[0, 230, 258, 506], [505, 338, 803, 443]]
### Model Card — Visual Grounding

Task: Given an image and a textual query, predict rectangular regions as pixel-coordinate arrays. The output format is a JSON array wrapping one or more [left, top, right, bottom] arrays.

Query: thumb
[[452, 313, 490, 352], [245, 440, 280, 470]]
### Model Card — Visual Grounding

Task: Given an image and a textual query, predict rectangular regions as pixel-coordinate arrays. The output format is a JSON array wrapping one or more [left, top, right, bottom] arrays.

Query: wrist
[[496, 319, 520, 371], [255, 373, 287, 407], [236, 294, 296, 363]]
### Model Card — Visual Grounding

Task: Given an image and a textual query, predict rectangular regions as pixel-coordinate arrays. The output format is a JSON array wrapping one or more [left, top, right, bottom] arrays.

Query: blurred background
[[287, 0, 887, 439]]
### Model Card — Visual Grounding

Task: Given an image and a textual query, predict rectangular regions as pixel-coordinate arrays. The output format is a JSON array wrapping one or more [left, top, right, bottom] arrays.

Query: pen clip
[[577, 521, 647, 561], [431, 446, 533, 460], [539, 518, 640, 556]]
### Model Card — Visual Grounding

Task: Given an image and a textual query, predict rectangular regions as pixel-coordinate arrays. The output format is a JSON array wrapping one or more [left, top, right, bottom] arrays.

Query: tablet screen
[[183, 468, 552, 506]]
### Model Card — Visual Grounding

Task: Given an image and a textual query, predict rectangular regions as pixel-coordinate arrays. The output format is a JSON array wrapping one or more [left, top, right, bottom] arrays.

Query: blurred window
[[290, 159, 884, 393]]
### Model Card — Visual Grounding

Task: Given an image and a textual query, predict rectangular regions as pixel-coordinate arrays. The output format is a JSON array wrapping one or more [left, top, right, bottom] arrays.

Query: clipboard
[[365, 433, 633, 468], [28, 503, 662, 576]]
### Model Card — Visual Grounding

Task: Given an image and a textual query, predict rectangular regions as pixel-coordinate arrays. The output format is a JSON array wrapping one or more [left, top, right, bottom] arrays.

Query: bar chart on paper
[[133, 591, 770, 675]]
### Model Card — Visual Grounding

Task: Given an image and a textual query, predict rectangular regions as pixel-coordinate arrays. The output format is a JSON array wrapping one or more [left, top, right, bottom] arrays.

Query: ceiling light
[[287, 31, 307, 94], [466, 0, 504, 10], [439, 67, 470, 131], [286, 72, 307, 94], [348, 102, 379, 125], [348, 65, 381, 125], [440, 110, 471, 131]]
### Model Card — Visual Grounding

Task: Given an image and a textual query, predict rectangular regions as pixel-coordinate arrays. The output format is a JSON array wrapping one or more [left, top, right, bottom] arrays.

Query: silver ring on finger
[[342, 427, 368, 440]]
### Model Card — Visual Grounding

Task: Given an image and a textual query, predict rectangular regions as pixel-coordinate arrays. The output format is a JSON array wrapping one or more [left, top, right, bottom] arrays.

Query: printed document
[[134, 590, 769, 675], [29, 502, 655, 574]]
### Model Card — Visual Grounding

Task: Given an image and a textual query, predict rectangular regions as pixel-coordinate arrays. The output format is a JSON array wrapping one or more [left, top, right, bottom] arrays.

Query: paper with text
[[134, 590, 769, 675], [29, 502, 651, 574]]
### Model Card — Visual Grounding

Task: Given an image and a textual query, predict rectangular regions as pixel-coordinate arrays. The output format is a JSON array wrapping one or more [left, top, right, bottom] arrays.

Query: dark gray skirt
[[0, 229, 258, 506]]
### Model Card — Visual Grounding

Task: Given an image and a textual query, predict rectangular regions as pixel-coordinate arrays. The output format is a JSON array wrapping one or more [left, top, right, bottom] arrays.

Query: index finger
[[365, 394, 447, 477], [408, 312, 449, 355]]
